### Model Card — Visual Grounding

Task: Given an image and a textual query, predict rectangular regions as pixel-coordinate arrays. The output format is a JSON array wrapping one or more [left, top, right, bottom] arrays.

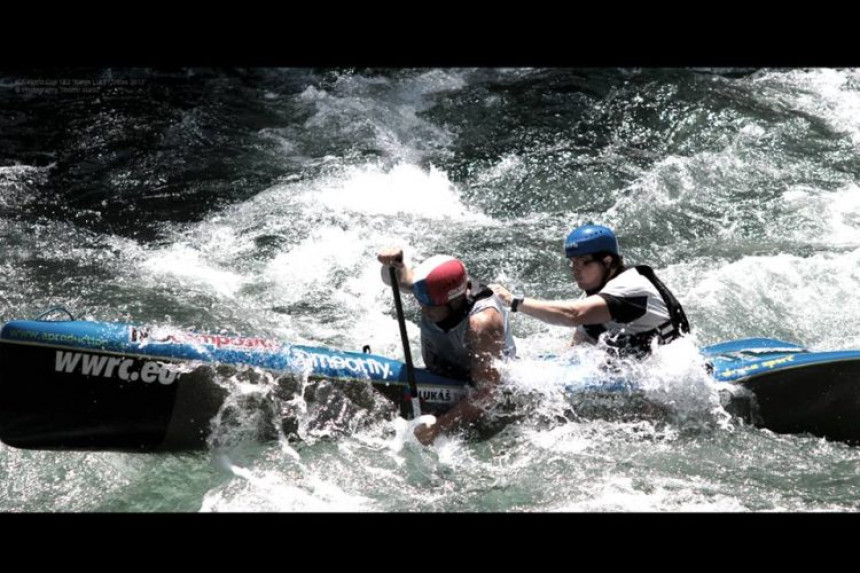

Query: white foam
[[306, 163, 490, 222], [782, 184, 860, 248], [523, 424, 593, 455], [552, 475, 749, 512], [472, 153, 527, 186], [263, 227, 365, 304], [141, 244, 246, 298], [754, 69, 860, 147], [297, 70, 467, 163], [200, 462, 373, 512], [690, 248, 860, 348]]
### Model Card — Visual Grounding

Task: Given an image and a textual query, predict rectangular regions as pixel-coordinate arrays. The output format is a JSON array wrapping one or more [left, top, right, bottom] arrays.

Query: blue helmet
[[564, 224, 619, 258]]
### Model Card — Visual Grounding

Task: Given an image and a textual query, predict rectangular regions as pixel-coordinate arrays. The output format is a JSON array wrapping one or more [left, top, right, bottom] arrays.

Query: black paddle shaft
[[388, 265, 421, 418]]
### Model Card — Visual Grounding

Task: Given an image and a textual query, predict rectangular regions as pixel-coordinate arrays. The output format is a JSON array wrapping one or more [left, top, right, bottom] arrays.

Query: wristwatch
[[511, 293, 525, 313]]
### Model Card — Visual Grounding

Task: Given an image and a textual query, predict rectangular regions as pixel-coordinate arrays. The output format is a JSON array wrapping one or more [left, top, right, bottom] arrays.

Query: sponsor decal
[[55, 350, 181, 385], [291, 349, 459, 402], [8, 328, 108, 347], [291, 348, 394, 380], [720, 354, 795, 378], [418, 388, 456, 403], [130, 327, 279, 351]]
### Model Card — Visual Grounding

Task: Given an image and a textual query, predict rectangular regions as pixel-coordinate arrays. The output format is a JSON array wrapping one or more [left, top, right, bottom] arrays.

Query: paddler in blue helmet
[[491, 224, 689, 358]]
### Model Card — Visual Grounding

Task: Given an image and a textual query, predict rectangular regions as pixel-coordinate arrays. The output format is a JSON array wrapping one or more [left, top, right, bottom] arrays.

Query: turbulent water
[[2, 68, 860, 512]]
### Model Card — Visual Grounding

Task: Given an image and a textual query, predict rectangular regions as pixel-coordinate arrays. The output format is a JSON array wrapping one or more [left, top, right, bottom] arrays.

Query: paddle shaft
[[388, 265, 421, 418]]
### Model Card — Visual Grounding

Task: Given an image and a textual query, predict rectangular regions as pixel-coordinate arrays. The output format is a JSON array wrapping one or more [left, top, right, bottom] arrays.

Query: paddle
[[388, 265, 422, 419]]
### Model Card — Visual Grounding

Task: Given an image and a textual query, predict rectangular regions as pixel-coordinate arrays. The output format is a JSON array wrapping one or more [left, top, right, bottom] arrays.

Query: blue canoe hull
[[2, 319, 860, 450], [705, 338, 860, 443], [0, 319, 468, 451]]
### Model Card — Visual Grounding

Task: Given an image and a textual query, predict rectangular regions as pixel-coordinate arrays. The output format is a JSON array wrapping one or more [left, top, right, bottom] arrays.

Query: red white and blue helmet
[[412, 255, 469, 307]]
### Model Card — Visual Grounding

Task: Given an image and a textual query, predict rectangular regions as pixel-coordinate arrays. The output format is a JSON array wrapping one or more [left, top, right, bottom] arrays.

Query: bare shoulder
[[469, 306, 504, 335], [467, 307, 505, 358]]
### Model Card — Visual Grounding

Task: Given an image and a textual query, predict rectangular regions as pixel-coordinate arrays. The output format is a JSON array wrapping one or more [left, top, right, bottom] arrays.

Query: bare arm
[[414, 308, 505, 444], [465, 309, 504, 386], [489, 284, 612, 327]]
